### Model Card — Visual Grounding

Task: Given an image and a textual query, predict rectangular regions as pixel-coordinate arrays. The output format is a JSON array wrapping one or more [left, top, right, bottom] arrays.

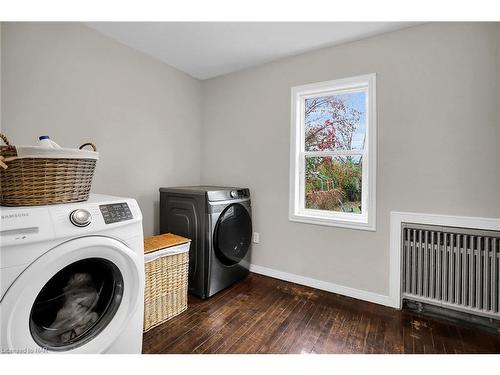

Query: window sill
[[289, 212, 376, 231]]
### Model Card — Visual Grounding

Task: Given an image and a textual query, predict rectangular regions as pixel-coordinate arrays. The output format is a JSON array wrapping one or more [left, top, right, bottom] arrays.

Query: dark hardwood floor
[[142, 273, 500, 354]]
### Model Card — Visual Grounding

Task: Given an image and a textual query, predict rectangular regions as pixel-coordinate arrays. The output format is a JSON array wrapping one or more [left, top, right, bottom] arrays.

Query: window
[[289, 74, 376, 230]]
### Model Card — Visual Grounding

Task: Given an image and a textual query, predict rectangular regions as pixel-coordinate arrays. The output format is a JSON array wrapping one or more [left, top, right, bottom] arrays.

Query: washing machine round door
[[213, 203, 252, 266], [0, 236, 143, 353]]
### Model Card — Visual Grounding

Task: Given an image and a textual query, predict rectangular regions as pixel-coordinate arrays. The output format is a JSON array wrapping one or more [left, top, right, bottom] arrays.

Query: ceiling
[[85, 22, 419, 80]]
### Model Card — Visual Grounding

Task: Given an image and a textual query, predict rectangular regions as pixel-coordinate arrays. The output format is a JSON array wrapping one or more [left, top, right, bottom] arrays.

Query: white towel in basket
[[15, 145, 99, 160]]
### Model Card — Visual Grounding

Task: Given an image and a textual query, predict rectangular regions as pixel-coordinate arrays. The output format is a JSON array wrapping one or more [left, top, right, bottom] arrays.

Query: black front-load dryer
[[159, 186, 252, 299]]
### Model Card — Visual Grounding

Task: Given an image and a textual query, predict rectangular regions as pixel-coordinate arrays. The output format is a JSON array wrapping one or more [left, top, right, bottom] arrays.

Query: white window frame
[[289, 74, 377, 231]]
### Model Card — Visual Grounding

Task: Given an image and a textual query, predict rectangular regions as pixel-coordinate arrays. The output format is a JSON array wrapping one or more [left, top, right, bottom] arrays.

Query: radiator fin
[[402, 223, 500, 320]]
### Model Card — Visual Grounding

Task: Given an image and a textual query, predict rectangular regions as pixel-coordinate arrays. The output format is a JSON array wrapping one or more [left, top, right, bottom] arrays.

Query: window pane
[[305, 156, 362, 214], [304, 91, 366, 151]]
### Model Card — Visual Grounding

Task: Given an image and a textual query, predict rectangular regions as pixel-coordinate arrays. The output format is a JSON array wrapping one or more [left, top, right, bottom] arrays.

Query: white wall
[[201, 23, 500, 296], [1, 23, 203, 236]]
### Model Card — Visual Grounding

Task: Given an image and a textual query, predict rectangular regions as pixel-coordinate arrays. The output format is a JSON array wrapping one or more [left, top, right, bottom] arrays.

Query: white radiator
[[402, 223, 500, 320]]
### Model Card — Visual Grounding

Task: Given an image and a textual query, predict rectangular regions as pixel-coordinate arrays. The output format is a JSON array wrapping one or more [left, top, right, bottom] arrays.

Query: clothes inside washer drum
[[39, 273, 100, 344]]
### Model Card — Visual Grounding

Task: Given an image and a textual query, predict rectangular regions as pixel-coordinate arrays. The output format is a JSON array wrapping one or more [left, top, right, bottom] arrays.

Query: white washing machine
[[0, 194, 145, 354]]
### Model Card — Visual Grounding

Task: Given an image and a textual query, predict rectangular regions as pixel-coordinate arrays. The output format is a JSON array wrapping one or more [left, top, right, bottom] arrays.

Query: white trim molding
[[289, 73, 377, 231], [389, 211, 500, 309], [249, 263, 394, 308]]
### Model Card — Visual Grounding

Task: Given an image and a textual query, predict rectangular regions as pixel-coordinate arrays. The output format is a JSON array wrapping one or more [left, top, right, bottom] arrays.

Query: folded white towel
[[15, 145, 99, 160]]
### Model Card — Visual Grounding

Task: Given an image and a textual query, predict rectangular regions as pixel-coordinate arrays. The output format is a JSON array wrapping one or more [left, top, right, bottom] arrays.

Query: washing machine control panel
[[99, 203, 133, 224]]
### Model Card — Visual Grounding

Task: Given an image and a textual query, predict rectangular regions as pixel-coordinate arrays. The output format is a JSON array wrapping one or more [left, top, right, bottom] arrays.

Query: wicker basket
[[0, 133, 98, 206], [143, 233, 190, 332]]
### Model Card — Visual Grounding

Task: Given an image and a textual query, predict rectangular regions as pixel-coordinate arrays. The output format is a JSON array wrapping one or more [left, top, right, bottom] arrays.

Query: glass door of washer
[[213, 203, 252, 266], [29, 257, 124, 351]]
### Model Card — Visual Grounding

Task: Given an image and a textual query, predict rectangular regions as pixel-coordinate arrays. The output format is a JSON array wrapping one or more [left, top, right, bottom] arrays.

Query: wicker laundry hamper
[[0, 133, 99, 206], [143, 233, 190, 332]]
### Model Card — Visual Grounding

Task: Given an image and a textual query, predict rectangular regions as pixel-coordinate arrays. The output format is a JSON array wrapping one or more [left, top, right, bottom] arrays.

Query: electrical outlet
[[252, 232, 260, 244]]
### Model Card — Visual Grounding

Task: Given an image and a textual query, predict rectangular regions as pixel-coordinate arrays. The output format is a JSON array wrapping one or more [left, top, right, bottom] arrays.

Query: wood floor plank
[[343, 309, 370, 353], [288, 301, 330, 354], [276, 299, 318, 354], [253, 296, 304, 353], [143, 278, 251, 353], [162, 291, 250, 353], [219, 291, 292, 353], [143, 273, 500, 354], [194, 281, 280, 353], [265, 298, 316, 353]]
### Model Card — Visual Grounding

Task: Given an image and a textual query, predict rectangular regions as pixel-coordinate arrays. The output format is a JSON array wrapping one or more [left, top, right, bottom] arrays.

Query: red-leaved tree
[[304, 95, 362, 151]]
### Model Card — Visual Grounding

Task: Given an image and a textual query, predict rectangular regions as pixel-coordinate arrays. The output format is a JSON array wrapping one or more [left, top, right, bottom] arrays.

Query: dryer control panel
[[99, 203, 133, 224], [207, 188, 250, 202]]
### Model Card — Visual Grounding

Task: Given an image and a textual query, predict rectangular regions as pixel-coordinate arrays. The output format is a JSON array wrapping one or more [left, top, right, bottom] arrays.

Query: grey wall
[[0, 23, 2, 131], [497, 27, 500, 191], [201, 23, 500, 296], [2, 22, 499, 299], [1, 23, 203, 236]]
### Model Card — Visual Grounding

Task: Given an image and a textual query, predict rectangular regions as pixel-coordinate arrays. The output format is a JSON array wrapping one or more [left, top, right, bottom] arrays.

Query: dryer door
[[213, 203, 252, 266], [0, 236, 143, 353]]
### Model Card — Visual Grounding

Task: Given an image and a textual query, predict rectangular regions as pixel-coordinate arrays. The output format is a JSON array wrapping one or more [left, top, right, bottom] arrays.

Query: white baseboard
[[249, 264, 397, 308]]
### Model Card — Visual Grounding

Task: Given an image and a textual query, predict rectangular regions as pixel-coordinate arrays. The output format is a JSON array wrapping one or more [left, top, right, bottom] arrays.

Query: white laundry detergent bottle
[[38, 135, 62, 148]]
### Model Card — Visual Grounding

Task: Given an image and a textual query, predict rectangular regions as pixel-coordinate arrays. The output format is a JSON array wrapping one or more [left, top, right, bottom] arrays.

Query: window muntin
[[290, 74, 376, 230]]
